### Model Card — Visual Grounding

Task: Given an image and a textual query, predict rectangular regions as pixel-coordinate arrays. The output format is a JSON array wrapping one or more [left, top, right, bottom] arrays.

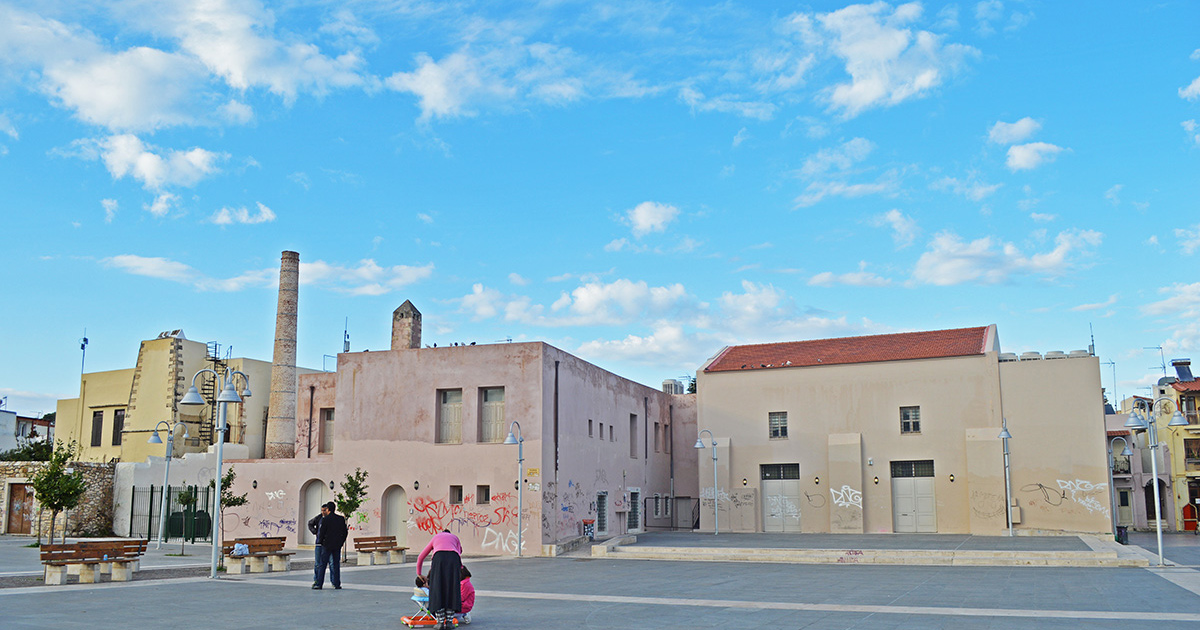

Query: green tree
[[30, 441, 86, 544], [0, 436, 53, 461], [208, 466, 248, 551], [175, 486, 198, 554], [686, 377, 697, 394], [334, 468, 369, 560]]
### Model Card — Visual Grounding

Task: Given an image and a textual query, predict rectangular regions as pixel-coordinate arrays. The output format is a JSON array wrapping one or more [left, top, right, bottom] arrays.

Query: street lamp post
[[694, 429, 718, 535], [148, 420, 189, 549], [503, 421, 524, 558], [180, 367, 251, 579], [998, 419, 1013, 537], [1125, 397, 1188, 566], [1107, 436, 1133, 536]]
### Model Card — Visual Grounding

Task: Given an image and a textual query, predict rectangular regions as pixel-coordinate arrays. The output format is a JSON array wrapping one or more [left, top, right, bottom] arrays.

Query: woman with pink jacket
[[416, 529, 463, 630]]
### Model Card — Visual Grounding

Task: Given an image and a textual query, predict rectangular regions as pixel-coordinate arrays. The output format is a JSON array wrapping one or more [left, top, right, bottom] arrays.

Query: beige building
[[695, 326, 1112, 536], [55, 331, 301, 462]]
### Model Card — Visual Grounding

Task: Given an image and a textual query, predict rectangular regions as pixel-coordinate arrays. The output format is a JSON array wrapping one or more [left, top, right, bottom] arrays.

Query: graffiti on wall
[[766, 494, 801, 520], [1057, 479, 1109, 516], [830, 485, 862, 509], [970, 490, 1006, 519], [408, 490, 534, 554]]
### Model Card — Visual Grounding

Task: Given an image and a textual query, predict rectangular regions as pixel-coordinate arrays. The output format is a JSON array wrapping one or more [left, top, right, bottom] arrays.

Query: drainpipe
[[669, 404, 675, 527], [306, 385, 315, 458], [553, 359, 560, 547]]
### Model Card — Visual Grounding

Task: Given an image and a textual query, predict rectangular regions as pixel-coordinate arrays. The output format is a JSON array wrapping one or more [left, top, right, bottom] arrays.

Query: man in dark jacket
[[312, 501, 348, 589]]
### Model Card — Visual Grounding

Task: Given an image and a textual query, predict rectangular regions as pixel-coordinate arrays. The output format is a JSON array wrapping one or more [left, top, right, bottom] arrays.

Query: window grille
[[900, 406, 921, 434], [596, 493, 608, 534], [760, 463, 800, 479], [890, 460, 935, 478], [768, 411, 788, 439]]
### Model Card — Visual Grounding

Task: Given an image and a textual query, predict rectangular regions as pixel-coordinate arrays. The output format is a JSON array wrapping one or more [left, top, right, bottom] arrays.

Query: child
[[414, 575, 430, 599], [456, 566, 475, 624]]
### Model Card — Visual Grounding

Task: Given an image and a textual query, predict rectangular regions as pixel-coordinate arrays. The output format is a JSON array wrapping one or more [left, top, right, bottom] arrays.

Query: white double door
[[892, 477, 937, 533], [761, 478, 802, 533]]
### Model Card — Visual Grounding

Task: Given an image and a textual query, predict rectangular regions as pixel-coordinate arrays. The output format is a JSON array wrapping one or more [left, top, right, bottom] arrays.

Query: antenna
[[1144, 346, 1166, 376], [343, 317, 350, 353], [1100, 359, 1116, 408], [78, 328, 87, 374], [1088, 323, 1096, 356]]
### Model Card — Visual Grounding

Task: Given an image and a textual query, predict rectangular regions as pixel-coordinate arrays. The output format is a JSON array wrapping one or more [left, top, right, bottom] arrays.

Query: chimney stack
[[392, 300, 422, 350], [265, 251, 299, 459]]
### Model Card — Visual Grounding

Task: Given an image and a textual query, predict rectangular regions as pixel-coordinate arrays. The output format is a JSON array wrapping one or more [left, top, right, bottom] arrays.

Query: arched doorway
[[300, 479, 330, 545], [1144, 479, 1169, 529], [381, 485, 409, 546]]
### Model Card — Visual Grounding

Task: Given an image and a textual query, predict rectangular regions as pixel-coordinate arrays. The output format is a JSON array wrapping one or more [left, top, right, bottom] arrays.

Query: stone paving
[[3, 534, 1200, 629]]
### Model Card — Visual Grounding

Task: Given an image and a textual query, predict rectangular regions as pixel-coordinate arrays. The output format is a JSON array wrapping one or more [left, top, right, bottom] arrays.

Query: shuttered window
[[480, 387, 505, 443], [438, 389, 463, 443]]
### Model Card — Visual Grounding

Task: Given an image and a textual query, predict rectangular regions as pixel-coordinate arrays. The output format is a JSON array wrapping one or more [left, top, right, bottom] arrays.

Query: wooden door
[[7, 484, 33, 534]]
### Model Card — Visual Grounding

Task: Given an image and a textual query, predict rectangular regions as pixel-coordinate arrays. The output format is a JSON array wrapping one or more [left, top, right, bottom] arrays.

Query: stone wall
[[1, 460, 116, 538]]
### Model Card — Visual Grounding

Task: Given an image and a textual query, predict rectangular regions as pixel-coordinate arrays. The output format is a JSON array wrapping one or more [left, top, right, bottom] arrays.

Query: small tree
[[30, 441, 86, 544], [208, 466, 248, 552], [334, 468, 369, 560], [0, 436, 53, 461], [176, 486, 197, 554]]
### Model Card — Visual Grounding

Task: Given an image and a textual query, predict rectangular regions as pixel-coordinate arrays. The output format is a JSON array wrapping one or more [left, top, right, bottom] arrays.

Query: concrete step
[[594, 544, 1149, 568]]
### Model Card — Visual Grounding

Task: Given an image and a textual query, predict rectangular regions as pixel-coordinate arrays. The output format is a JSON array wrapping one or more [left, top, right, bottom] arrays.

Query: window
[[112, 409, 125, 446], [664, 423, 670, 453], [761, 463, 800, 479], [438, 389, 463, 443], [476, 485, 491, 505], [1186, 439, 1200, 472], [480, 387, 506, 442], [588, 419, 594, 437], [629, 414, 638, 458], [891, 460, 935, 478], [653, 493, 661, 517], [768, 411, 788, 439], [90, 410, 103, 447], [450, 485, 464, 505], [596, 492, 608, 534], [599, 422, 604, 440], [318, 408, 335, 453], [900, 406, 921, 434], [609, 425, 614, 442], [664, 495, 672, 517], [654, 422, 660, 452]]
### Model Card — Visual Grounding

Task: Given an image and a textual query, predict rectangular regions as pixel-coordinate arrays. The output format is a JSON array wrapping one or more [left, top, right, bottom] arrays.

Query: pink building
[[222, 302, 698, 556]]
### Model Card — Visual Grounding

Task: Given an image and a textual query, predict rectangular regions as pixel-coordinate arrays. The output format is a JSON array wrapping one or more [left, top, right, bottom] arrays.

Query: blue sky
[[2, 0, 1199, 417]]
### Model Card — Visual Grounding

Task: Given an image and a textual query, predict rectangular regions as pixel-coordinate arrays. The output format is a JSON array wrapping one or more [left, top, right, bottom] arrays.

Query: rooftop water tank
[[1045, 351, 1067, 360], [1020, 352, 1043, 361], [998, 352, 1018, 362]]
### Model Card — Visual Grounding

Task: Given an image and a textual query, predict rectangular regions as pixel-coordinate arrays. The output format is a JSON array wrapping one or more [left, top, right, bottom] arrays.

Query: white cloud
[[912, 229, 1102, 285], [219, 100, 253, 124], [989, 117, 1041, 144], [1071, 294, 1118, 312], [0, 113, 17, 139], [1030, 212, 1056, 223], [1006, 142, 1064, 171], [626, 201, 679, 238], [931, 174, 1001, 201], [300, 259, 435, 296], [456, 278, 695, 327], [808, 262, 892, 287], [144, 193, 178, 217], [508, 273, 530, 286], [805, 2, 977, 118], [678, 86, 776, 120], [732, 128, 749, 147], [1181, 76, 1200, 101], [0, 387, 64, 416], [871, 209, 919, 247], [211, 202, 277, 225], [1183, 120, 1200, 146], [1177, 224, 1200, 255], [1105, 184, 1123, 205], [795, 168, 901, 207], [417, 213, 434, 224], [74, 134, 226, 191], [101, 198, 118, 223], [102, 254, 276, 291], [605, 238, 630, 252], [800, 137, 874, 177], [1144, 282, 1200, 317]]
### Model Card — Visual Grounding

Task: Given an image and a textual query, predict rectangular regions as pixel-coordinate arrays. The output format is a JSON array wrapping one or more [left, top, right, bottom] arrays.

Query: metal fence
[[641, 495, 700, 531], [129, 485, 214, 542]]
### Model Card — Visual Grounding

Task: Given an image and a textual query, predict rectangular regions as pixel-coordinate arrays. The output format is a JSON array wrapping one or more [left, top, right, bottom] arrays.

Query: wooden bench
[[221, 536, 294, 574], [40, 539, 149, 585], [353, 536, 408, 565]]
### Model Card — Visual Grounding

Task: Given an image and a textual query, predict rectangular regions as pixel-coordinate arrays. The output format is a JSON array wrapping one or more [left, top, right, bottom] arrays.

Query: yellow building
[[55, 330, 303, 463], [1159, 360, 1200, 531]]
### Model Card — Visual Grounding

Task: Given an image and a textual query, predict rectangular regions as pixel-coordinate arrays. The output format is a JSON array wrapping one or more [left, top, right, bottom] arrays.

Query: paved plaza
[[4, 533, 1200, 629]]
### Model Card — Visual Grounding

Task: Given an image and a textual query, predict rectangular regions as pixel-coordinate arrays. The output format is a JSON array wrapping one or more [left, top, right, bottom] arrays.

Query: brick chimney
[[391, 300, 422, 350], [264, 251, 299, 459]]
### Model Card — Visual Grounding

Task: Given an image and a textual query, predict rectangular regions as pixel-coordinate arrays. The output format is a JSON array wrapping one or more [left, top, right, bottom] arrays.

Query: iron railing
[[129, 485, 213, 542]]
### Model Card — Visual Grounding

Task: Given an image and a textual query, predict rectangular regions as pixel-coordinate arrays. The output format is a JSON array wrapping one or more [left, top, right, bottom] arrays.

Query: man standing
[[312, 501, 348, 590]]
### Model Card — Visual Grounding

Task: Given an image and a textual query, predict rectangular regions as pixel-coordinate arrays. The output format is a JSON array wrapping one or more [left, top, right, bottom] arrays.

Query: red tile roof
[[1106, 430, 1130, 437], [704, 326, 993, 373], [1172, 380, 1200, 393]]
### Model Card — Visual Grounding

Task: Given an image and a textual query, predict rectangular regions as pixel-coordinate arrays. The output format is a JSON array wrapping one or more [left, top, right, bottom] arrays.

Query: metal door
[[6, 484, 33, 534], [1117, 490, 1133, 526], [892, 477, 937, 533], [761, 479, 802, 532]]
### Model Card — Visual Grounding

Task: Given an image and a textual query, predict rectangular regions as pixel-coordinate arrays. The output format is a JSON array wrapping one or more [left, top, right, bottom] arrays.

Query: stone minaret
[[265, 251, 299, 459], [391, 300, 422, 350]]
